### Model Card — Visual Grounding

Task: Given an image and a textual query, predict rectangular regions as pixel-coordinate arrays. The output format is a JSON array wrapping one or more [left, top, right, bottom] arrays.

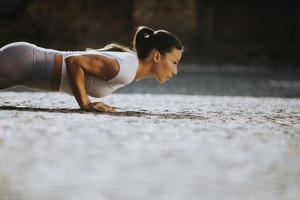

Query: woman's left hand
[[81, 102, 118, 113]]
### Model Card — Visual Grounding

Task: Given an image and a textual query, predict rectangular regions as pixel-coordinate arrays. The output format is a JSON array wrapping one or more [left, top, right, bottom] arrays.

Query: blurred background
[[1, 0, 300, 97], [1, 2, 300, 199]]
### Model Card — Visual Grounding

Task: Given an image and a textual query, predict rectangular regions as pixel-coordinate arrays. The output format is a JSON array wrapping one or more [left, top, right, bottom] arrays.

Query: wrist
[[79, 100, 91, 108]]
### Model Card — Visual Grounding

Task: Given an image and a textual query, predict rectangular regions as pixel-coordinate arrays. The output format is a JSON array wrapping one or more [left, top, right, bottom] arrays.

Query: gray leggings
[[0, 42, 59, 91]]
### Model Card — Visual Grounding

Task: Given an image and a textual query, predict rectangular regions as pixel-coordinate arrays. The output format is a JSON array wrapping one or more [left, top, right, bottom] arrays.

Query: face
[[152, 48, 182, 84]]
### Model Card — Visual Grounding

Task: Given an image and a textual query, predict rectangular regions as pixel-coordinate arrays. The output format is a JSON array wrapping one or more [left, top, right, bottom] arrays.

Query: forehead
[[166, 48, 182, 60]]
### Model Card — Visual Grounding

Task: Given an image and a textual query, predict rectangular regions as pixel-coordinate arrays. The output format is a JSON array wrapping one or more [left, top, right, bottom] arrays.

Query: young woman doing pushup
[[0, 26, 183, 112]]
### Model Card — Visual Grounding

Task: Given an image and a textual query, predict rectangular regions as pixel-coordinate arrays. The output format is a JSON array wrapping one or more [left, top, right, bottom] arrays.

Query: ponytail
[[86, 43, 135, 53], [86, 26, 183, 60], [132, 26, 183, 60], [132, 26, 155, 59]]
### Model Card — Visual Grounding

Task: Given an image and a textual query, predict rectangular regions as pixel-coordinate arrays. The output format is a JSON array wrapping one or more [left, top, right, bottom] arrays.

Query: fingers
[[97, 104, 115, 112], [106, 105, 118, 111], [104, 105, 117, 113], [81, 102, 118, 113], [93, 102, 116, 113], [100, 103, 117, 109], [100, 103, 118, 112]]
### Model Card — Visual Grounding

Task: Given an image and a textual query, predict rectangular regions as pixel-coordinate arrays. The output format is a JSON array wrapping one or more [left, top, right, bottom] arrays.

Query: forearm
[[65, 58, 90, 107]]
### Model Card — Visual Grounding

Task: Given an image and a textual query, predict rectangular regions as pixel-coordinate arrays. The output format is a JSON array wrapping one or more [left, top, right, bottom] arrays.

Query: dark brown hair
[[87, 26, 184, 60], [132, 26, 183, 59]]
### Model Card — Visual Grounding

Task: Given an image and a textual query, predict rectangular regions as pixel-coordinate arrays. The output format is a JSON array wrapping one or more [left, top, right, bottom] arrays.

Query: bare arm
[[65, 54, 120, 112]]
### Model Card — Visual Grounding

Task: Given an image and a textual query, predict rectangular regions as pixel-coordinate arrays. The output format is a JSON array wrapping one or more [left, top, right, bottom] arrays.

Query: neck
[[134, 58, 153, 81]]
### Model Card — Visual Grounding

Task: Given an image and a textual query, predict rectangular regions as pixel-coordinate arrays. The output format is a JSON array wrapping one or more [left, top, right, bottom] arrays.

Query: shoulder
[[103, 52, 139, 85], [65, 53, 117, 66], [64, 51, 138, 84], [64, 53, 120, 81]]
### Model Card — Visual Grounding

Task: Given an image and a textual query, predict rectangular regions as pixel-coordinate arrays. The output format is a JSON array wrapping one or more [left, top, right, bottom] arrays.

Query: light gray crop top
[[59, 51, 139, 98]]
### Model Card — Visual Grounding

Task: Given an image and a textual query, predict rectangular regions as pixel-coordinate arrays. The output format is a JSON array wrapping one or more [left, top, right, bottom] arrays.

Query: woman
[[0, 26, 183, 113]]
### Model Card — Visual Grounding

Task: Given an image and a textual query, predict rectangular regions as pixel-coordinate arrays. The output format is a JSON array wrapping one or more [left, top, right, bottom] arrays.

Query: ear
[[152, 49, 161, 63]]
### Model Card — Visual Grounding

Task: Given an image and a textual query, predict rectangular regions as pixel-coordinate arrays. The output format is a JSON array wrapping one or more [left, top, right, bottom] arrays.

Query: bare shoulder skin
[[65, 54, 119, 112]]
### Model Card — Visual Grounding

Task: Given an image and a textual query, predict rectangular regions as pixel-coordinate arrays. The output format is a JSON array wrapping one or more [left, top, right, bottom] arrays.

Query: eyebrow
[[171, 55, 180, 62]]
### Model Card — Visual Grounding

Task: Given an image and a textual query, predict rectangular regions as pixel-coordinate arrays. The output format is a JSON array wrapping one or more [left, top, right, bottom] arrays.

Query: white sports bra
[[59, 51, 139, 98]]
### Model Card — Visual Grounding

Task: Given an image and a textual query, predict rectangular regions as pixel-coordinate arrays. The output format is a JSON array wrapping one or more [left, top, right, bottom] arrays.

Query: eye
[[173, 61, 178, 65]]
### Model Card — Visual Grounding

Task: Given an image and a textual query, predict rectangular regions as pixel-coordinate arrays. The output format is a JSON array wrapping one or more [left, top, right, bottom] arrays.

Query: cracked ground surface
[[0, 92, 299, 200]]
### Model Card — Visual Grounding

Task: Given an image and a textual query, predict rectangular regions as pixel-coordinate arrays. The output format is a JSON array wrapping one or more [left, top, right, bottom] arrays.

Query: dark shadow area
[[0, 105, 206, 120], [0, 0, 299, 66], [1, 1, 299, 98]]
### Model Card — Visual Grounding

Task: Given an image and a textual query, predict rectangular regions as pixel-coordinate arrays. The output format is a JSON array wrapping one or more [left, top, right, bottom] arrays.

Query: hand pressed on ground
[[81, 102, 117, 113]]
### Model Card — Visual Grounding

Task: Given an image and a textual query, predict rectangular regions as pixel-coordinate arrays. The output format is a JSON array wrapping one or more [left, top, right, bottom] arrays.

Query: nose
[[172, 70, 177, 76]]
